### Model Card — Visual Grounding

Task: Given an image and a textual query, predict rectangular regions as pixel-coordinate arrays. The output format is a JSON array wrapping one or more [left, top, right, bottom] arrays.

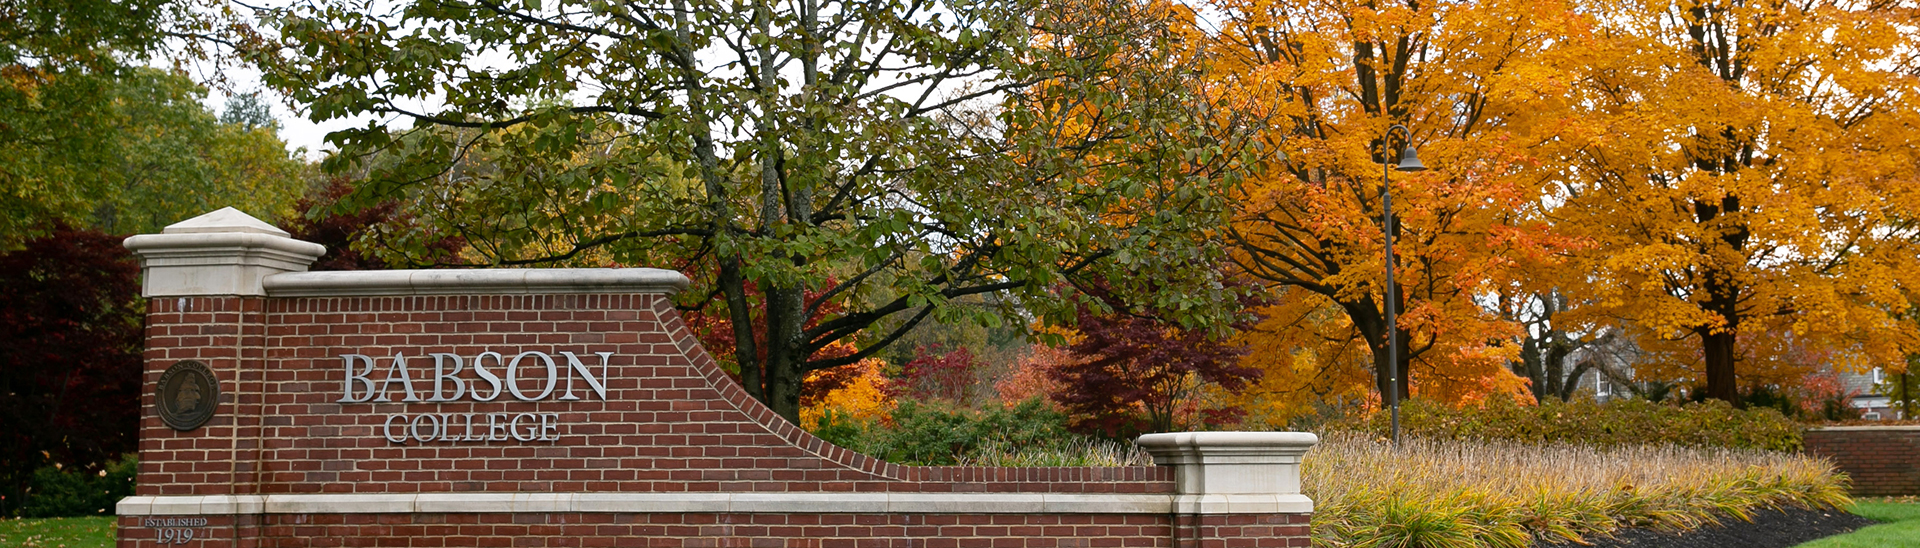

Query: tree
[[994, 344, 1072, 409], [220, 91, 277, 131], [1544, 0, 1920, 403], [891, 345, 987, 403], [1883, 359, 1917, 420], [249, 0, 1242, 421], [0, 227, 144, 516], [1050, 295, 1261, 437], [283, 176, 467, 271], [1200, 0, 1579, 402], [1, 0, 304, 244]]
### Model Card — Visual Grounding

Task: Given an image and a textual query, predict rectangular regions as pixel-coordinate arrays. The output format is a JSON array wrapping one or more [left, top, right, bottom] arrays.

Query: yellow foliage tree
[[798, 358, 895, 428], [1198, 0, 1581, 407], [1542, 0, 1920, 401]]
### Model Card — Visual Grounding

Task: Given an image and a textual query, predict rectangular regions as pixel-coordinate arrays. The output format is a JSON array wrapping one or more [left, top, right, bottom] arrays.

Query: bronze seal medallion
[[157, 360, 219, 431]]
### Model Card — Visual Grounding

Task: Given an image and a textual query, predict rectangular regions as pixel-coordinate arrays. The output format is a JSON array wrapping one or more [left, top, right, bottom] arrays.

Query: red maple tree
[[1050, 291, 1261, 437], [0, 227, 144, 515]]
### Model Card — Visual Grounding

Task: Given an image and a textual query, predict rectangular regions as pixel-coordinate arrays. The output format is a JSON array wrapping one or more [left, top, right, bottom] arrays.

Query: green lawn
[[1794, 500, 1920, 548], [0, 516, 116, 548]]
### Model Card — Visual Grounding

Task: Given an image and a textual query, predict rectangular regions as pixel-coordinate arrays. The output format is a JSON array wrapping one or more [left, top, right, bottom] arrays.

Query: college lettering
[[335, 350, 610, 445]]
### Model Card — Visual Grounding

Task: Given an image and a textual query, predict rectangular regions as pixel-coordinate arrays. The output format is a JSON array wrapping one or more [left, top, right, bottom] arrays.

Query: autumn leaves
[[1188, 0, 1920, 411]]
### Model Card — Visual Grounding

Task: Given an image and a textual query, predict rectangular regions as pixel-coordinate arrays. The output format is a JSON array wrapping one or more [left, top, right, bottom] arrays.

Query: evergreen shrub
[[17, 454, 136, 518]]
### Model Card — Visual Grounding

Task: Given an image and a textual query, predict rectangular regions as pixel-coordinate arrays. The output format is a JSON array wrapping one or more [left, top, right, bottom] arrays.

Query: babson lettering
[[337, 350, 612, 403], [336, 349, 614, 445]]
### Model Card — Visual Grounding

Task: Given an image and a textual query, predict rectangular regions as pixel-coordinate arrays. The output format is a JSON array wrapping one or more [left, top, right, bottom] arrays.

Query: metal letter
[[411, 413, 440, 443], [487, 413, 509, 441], [461, 413, 483, 441], [428, 353, 467, 402], [509, 413, 536, 441], [437, 414, 460, 442], [337, 354, 378, 403], [538, 413, 560, 441], [374, 353, 421, 402], [506, 351, 557, 401], [382, 414, 409, 444], [471, 352, 505, 402], [558, 352, 610, 401]]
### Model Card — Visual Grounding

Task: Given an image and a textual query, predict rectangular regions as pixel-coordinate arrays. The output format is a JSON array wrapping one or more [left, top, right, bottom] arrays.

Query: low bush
[[1339, 397, 1804, 452], [1305, 431, 1850, 548], [17, 454, 137, 518], [812, 398, 1076, 465]]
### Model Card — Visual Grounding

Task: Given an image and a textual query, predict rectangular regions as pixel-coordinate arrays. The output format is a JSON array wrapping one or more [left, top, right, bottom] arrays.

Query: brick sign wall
[[115, 208, 1316, 548], [1804, 427, 1920, 497]]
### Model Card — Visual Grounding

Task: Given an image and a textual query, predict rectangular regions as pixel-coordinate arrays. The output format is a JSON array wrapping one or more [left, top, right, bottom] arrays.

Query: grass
[[1302, 431, 1851, 548], [957, 436, 1154, 467], [0, 516, 115, 548], [1792, 497, 1920, 548]]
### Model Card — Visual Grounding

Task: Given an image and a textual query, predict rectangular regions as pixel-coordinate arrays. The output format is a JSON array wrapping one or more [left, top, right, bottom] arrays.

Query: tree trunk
[[1368, 325, 1412, 403], [1703, 329, 1739, 404], [720, 260, 760, 401], [762, 285, 806, 422], [1518, 336, 1547, 401]]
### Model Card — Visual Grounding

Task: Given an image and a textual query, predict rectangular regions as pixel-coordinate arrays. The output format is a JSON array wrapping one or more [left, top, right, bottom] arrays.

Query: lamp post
[[1381, 124, 1424, 446]]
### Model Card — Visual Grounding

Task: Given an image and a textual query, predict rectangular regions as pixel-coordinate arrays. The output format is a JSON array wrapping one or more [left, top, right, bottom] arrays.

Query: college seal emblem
[[157, 360, 219, 431]]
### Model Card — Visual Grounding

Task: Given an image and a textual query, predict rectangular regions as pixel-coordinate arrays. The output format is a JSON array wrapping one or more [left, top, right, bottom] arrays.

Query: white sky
[[193, 60, 372, 161]]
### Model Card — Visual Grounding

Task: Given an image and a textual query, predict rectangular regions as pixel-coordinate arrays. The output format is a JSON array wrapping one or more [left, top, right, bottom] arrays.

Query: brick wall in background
[[1803, 427, 1920, 497]]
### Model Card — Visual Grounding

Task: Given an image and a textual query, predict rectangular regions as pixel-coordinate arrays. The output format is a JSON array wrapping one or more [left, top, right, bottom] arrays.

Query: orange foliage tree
[[1541, 0, 1920, 402], [1198, 0, 1580, 407], [994, 345, 1073, 408]]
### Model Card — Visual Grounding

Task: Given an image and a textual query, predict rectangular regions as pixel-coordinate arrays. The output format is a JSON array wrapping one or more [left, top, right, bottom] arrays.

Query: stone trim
[[262, 268, 690, 297], [123, 233, 329, 297], [115, 492, 1228, 516], [1806, 425, 1920, 431]]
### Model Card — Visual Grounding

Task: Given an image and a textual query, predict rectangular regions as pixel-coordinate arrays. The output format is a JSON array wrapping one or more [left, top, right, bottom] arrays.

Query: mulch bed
[[1533, 506, 1876, 548]]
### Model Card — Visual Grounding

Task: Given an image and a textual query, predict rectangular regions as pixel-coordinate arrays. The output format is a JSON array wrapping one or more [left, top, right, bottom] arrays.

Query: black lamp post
[[1381, 124, 1424, 446]]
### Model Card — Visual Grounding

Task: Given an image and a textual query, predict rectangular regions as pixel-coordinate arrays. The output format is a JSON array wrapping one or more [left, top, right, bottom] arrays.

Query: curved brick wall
[[117, 210, 1312, 548], [133, 293, 1171, 497]]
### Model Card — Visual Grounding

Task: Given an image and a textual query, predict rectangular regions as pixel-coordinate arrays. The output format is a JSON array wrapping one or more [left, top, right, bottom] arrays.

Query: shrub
[[1304, 432, 1850, 547], [1342, 396, 1804, 452], [812, 398, 1076, 465], [17, 454, 137, 518]]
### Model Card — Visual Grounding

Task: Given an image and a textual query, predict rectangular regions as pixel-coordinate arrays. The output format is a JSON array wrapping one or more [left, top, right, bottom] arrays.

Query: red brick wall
[[1803, 427, 1920, 496], [126, 291, 1304, 548], [138, 293, 1170, 497], [140, 296, 269, 496]]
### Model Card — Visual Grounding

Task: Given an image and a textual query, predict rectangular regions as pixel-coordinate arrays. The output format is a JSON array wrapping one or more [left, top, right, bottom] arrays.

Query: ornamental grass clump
[[1303, 431, 1850, 548]]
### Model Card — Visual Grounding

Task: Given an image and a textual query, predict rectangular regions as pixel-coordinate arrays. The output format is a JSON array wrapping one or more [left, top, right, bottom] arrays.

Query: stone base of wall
[[1803, 426, 1920, 496], [118, 512, 1310, 548]]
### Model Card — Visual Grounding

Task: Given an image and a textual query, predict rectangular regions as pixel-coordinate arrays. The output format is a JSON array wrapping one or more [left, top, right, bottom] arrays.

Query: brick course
[[120, 512, 1311, 548], [1803, 427, 1920, 497]]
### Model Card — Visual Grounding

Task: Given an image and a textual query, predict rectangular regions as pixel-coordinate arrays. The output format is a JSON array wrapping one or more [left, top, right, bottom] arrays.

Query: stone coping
[[262, 268, 690, 297], [1805, 425, 1920, 431], [116, 492, 1306, 516], [124, 232, 328, 262], [1136, 432, 1319, 464]]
